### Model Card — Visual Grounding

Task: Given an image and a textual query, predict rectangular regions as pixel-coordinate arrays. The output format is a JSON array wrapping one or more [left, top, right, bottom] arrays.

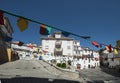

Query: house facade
[[0, 17, 14, 64], [100, 49, 120, 69], [41, 32, 74, 63], [73, 47, 100, 70]]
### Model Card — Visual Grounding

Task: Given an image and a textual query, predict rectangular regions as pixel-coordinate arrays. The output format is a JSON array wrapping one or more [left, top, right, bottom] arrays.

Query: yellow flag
[[114, 49, 118, 55], [36, 48, 38, 52], [17, 18, 28, 32]]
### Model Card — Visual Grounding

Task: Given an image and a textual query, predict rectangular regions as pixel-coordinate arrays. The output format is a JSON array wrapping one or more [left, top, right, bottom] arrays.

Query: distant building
[[73, 47, 100, 70], [100, 49, 120, 69], [11, 42, 42, 60]]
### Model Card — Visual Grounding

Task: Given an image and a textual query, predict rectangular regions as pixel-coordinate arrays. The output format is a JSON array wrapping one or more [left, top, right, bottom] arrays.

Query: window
[[67, 46, 71, 49], [68, 53, 71, 56], [55, 45, 61, 48], [84, 60, 85, 64], [45, 45, 49, 50]]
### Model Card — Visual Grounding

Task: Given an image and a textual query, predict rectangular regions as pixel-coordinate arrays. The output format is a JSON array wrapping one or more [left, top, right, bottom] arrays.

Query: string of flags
[[0, 9, 91, 38], [0, 9, 119, 54]]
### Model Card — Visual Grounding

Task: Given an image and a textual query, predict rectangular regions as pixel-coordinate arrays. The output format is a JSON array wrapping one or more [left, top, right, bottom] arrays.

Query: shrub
[[56, 63, 61, 67], [61, 63, 66, 68]]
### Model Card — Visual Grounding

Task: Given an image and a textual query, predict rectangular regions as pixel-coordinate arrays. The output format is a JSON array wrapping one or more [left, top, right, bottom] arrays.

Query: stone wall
[[0, 34, 9, 64]]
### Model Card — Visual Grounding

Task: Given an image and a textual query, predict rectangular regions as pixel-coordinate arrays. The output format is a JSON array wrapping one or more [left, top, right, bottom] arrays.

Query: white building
[[100, 49, 120, 69], [11, 42, 42, 60], [41, 32, 74, 62], [73, 47, 100, 70], [41, 32, 100, 70]]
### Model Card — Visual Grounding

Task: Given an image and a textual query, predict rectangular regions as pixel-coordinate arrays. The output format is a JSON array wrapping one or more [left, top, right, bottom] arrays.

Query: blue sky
[[0, 0, 120, 50]]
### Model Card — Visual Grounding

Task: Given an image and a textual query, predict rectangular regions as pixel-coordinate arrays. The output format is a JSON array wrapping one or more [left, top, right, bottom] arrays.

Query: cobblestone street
[[0, 60, 80, 83]]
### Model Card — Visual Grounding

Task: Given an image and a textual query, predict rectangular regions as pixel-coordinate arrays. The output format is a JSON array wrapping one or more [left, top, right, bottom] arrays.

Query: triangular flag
[[0, 11, 4, 25], [40, 25, 51, 35], [92, 41, 99, 47], [43, 50, 48, 53], [108, 44, 112, 52], [106, 45, 112, 52], [17, 18, 29, 32], [62, 31, 70, 37], [29, 45, 33, 49], [18, 41, 24, 46], [36, 48, 39, 52], [114, 49, 118, 55]]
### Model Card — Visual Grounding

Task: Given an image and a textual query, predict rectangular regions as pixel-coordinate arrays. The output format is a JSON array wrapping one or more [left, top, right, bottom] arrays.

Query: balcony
[[54, 48, 63, 56], [55, 40, 62, 48]]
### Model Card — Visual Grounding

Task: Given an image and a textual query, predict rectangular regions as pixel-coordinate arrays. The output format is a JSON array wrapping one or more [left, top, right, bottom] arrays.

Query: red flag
[[106, 44, 112, 52], [0, 11, 4, 25], [108, 44, 112, 52], [29, 45, 33, 49], [92, 41, 99, 47]]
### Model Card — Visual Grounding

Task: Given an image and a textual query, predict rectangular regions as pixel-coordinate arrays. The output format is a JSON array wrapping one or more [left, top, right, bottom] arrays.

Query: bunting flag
[[40, 25, 51, 35], [106, 45, 112, 52], [1, 9, 118, 50], [0, 11, 4, 25], [17, 17, 29, 32], [113, 49, 118, 55], [42, 50, 48, 54], [36, 48, 39, 52], [108, 44, 112, 52], [92, 41, 99, 47], [62, 31, 70, 37], [18, 41, 24, 46], [29, 45, 33, 49]]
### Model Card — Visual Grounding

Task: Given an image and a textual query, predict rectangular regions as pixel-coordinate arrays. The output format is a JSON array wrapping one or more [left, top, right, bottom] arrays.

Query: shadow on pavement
[[0, 77, 80, 83], [100, 67, 120, 77]]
